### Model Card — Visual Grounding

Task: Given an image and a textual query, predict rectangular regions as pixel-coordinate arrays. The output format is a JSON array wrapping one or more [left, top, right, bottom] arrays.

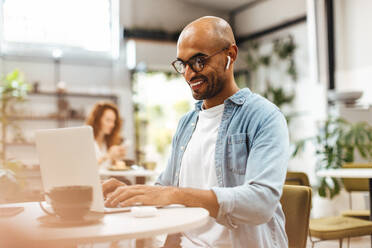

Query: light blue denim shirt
[[156, 88, 289, 248]]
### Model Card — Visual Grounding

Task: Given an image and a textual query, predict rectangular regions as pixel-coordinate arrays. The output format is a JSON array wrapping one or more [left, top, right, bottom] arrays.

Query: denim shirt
[[156, 88, 289, 248]]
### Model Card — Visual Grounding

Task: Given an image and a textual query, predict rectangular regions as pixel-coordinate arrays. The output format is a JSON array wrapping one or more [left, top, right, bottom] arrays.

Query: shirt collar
[[194, 88, 251, 110]]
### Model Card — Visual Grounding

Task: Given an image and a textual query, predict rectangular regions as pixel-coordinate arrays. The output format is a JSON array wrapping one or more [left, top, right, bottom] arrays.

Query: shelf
[[28, 91, 118, 101], [9, 115, 86, 121], [5, 91, 116, 156], [6, 142, 35, 146]]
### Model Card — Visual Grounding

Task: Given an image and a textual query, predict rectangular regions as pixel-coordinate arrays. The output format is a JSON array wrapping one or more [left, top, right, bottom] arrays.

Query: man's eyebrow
[[177, 52, 207, 62]]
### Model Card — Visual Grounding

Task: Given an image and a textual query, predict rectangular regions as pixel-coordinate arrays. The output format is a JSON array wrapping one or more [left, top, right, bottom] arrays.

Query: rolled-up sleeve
[[212, 110, 289, 227]]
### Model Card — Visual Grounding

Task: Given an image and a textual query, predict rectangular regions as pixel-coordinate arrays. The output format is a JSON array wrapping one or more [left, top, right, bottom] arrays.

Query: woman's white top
[[94, 140, 108, 166]]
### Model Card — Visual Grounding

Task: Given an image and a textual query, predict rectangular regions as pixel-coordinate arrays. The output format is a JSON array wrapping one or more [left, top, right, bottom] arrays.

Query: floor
[[306, 236, 371, 248]]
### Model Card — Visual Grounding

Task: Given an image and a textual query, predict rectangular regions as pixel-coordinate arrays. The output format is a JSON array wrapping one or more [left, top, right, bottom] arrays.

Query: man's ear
[[228, 44, 238, 63]]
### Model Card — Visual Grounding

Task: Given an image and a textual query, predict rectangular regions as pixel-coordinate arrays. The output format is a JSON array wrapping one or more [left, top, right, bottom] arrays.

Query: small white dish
[[131, 206, 158, 218]]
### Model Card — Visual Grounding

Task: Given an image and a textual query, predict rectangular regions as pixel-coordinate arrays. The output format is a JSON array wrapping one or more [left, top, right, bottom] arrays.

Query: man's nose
[[184, 64, 196, 82]]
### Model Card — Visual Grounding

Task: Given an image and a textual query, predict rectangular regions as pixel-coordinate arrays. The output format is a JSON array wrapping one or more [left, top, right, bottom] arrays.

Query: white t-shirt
[[179, 104, 231, 248], [94, 141, 109, 166]]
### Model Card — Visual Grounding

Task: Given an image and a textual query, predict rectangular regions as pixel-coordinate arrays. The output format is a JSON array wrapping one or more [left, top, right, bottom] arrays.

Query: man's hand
[[104, 185, 178, 208], [102, 178, 126, 198], [102, 182, 220, 218]]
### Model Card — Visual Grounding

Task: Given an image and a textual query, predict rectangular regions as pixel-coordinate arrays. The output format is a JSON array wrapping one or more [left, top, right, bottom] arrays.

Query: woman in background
[[85, 101, 126, 165]]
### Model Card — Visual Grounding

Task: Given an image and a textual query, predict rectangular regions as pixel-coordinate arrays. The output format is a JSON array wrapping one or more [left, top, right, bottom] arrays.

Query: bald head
[[177, 16, 235, 54], [175, 16, 239, 107]]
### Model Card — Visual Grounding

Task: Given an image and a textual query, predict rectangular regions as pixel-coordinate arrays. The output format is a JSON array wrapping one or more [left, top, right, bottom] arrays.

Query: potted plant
[[0, 69, 30, 202], [293, 117, 372, 198]]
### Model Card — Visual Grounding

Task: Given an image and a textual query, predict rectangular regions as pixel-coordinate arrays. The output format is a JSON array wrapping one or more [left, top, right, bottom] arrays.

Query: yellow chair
[[281, 185, 312, 248], [285, 171, 372, 248], [286, 171, 310, 187], [341, 163, 372, 220], [162, 184, 313, 248]]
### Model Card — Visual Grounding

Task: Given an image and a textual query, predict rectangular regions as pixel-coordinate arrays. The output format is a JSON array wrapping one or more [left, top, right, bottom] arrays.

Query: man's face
[[177, 40, 227, 100]]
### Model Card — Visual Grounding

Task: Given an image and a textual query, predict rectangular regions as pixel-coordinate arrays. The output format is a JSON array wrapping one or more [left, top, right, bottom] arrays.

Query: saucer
[[107, 167, 130, 171], [37, 211, 104, 227]]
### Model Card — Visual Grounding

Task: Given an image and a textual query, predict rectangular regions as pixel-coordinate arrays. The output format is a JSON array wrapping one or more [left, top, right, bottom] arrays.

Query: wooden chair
[[285, 171, 372, 248], [281, 185, 312, 248]]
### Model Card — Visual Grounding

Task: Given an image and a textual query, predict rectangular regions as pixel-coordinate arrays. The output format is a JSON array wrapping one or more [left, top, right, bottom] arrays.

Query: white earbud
[[225, 56, 231, 70]]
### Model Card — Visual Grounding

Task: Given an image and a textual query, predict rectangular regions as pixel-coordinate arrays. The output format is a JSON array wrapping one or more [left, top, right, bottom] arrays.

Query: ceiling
[[179, 0, 259, 12]]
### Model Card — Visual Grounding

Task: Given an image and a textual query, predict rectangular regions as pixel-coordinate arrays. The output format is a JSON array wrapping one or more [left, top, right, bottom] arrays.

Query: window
[[0, 0, 119, 59], [133, 71, 194, 170]]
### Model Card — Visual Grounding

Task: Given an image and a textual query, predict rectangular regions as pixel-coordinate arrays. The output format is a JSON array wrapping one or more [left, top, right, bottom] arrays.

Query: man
[[103, 16, 289, 248]]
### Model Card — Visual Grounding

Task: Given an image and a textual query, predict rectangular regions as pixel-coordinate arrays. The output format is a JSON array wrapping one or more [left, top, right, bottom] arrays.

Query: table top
[[99, 167, 158, 177], [1, 202, 209, 245], [316, 168, 372, 178]]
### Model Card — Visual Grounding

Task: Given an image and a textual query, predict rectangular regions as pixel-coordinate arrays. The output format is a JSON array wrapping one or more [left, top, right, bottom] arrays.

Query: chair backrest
[[342, 163, 372, 192], [285, 172, 310, 187], [280, 185, 312, 248]]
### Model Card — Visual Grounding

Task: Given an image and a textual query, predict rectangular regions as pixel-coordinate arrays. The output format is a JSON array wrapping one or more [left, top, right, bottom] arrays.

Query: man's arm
[[212, 110, 289, 227], [104, 183, 219, 217]]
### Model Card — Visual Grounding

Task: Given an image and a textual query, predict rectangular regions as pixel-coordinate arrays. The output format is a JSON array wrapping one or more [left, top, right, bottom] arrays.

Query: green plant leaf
[[318, 178, 327, 197], [259, 56, 271, 66], [329, 178, 340, 198], [5, 69, 20, 82], [0, 69, 30, 164]]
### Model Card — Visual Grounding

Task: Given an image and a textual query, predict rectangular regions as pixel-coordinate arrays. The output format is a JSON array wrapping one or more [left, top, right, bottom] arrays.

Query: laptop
[[35, 126, 132, 213]]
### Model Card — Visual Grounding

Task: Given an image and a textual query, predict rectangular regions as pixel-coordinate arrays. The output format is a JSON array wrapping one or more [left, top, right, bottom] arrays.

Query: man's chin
[[191, 91, 205, 100]]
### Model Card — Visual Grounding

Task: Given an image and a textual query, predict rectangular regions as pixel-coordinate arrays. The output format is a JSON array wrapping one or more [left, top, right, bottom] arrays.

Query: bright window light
[[1, 0, 118, 57]]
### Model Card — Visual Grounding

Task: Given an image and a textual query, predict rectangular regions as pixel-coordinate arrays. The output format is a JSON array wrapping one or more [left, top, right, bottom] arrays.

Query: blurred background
[[0, 0, 371, 220]]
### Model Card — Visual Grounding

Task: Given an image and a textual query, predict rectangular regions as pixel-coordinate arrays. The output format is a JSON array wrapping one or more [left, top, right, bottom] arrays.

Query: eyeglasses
[[171, 47, 229, 74]]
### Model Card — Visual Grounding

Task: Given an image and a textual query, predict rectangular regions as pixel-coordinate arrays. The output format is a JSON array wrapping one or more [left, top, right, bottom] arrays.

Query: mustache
[[188, 75, 208, 83]]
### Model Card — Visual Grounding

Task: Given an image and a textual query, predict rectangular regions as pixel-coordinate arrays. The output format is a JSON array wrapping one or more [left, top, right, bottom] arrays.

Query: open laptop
[[35, 126, 132, 213]]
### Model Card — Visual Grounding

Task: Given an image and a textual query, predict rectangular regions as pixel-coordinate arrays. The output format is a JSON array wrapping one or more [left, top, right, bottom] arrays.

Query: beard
[[191, 73, 225, 100]]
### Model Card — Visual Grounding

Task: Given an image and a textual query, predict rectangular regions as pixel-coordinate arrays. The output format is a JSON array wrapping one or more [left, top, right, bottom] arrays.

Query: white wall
[[335, 0, 372, 104], [128, 40, 177, 72], [235, 0, 307, 36]]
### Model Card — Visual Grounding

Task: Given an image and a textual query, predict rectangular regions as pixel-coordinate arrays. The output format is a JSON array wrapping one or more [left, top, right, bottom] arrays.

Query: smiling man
[[103, 16, 289, 248]]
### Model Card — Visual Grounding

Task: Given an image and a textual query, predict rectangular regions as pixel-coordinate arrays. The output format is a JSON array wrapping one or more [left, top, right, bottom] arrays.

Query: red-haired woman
[[85, 101, 126, 165]]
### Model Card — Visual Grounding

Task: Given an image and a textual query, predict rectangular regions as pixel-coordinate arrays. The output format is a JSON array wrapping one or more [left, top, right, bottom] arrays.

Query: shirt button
[[191, 123, 195, 126], [180, 146, 184, 150]]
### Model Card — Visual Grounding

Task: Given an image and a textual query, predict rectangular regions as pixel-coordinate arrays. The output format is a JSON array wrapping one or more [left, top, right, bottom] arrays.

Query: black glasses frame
[[171, 47, 229, 74]]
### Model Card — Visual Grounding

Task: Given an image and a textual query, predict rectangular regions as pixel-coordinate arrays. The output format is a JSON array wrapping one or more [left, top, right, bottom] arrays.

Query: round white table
[[317, 168, 372, 178], [316, 169, 372, 217], [1, 202, 209, 246]]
